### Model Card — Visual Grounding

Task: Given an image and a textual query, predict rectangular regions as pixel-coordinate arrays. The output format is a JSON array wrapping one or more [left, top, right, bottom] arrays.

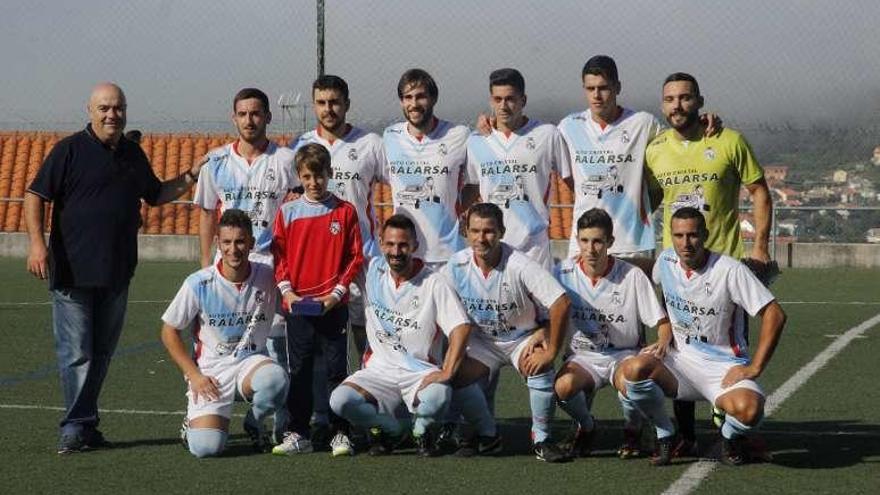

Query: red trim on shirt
[[232, 139, 269, 165], [580, 256, 615, 286]]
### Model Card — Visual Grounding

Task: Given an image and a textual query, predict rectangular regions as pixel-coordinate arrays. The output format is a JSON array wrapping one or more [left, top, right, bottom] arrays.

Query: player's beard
[[405, 105, 434, 130], [666, 108, 700, 133]]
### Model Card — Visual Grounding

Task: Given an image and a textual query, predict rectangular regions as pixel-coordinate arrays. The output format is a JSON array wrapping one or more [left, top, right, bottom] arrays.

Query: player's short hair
[[582, 55, 619, 83], [217, 208, 253, 237], [233, 88, 270, 113], [489, 68, 525, 94], [576, 208, 614, 239], [467, 203, 505, 231], [382, 214, 418, 241], [671, 206, 708, 233], [663, 72, 701, 96], [313, 74, 349, 101], [294, 143, 332, 176], [397, 69, 439, 101]]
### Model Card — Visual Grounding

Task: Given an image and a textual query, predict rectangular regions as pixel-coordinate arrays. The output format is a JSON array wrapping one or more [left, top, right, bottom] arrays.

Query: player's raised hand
[[189, 373, 221, 403], [700, 113, 723, 136], [475, 113, 495, 136], [26, 242, 49, 280], [721, 364, 757, 388]]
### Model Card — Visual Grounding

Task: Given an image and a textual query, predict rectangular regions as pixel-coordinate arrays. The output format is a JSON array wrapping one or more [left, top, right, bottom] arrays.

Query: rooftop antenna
[[278, 91, 306, 137]]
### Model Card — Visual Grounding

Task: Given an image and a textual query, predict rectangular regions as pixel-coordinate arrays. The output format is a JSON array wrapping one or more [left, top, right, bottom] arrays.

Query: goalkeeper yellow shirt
[[645, 127, 763, 258]]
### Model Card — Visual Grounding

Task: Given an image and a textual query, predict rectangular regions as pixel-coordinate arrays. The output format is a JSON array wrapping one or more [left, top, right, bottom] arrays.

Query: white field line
[[661, 311, 880, 495], [0, 404, 876, 440], [0, 403, 246, 418]]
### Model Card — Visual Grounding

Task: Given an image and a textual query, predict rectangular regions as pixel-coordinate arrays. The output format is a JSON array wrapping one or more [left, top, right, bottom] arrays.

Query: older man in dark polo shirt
[[24, 82, 204, 454]]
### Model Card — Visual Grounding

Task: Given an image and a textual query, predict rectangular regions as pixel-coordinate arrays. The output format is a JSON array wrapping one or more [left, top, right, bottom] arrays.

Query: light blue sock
[[721, 412, 760, 439], [624, 379, 675, 439], [617, 391, 645, 431], [187, 428, 228, 458], [329, 385, 401, 436], [250, 363, 288, 422], [454, 383, 497, 437], [527, 371, 556, 443], [559, 390, 594, 431], [413, 383, 452, 436]]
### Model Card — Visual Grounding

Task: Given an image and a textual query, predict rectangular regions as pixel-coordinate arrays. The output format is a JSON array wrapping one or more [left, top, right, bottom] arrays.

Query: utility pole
[[317, 0, 325, 77]]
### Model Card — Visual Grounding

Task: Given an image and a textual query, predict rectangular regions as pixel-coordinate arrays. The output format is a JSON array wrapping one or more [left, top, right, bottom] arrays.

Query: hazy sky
[[1, 0, 878, 133]]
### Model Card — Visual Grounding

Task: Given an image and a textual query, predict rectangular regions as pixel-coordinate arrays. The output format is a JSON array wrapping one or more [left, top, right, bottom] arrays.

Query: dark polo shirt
[[28, 124, 161, 290]]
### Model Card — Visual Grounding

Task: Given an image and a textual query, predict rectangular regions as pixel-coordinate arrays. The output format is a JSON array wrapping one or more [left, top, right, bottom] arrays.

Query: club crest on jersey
[[438, 143, 448, 156], [526, 137, 536, 150], [254, 290, 265, 304], [347, 148, 358, 161], [704, 281, 712, 296], [611, 291, 623, 306], [265, 168, 276, 183], [329, 220, 341, 235], [410, 296, 420, 309], [704, 147, 716, 161], [620, 130, 630, 144]]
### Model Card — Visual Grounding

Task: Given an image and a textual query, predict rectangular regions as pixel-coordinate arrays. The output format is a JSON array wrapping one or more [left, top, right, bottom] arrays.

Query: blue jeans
[[51, 285, 129, 437]]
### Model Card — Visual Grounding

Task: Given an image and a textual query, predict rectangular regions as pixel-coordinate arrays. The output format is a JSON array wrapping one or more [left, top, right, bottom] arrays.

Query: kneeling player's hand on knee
[[721, 364, 758, 388], [641, 341, 670, 359], [521, 348, 554, 377], [418, 370, 452, 391], [189, 373, 221, 403], [523, 329, 548, 358]]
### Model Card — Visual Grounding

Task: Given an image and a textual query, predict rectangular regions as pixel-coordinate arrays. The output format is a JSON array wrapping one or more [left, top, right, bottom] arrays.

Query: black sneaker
[[567, 426, 597, 458], [83, 428, 112, 450], [534, 441, 569, 463], [617, 427, 642, 459], [243, 411, 270, 453], [367, 427, 401, 456], [650, 434, 677, 466], [720, 436, 749, 466], [310, 423, 331, 452], [57, 434, 86, 455], [415, 430, 439, 458], [433, 422, 458, 455], [455, 434, 502, 457]]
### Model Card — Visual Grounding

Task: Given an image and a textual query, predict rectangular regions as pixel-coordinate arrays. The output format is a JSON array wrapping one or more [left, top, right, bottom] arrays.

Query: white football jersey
[[555, 256, 666, 353], [652, 248, 775, 363], [466, 120, 571, 269], [194, 142, 299, 255], [162, 262, 278, 370], [442, 243, 565, 343], [290, 126, 385, 257], [382, 120, 468, 262], [364, 257, 470, 372], [557, 108, 661, 254]]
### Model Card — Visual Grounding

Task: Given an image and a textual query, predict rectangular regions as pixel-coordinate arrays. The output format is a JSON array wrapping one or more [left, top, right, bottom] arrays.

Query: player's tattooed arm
[[641, 317, 673, 359]]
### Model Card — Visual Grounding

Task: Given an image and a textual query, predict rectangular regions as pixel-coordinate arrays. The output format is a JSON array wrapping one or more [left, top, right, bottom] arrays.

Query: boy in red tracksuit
[[271, 143, 363, 456]]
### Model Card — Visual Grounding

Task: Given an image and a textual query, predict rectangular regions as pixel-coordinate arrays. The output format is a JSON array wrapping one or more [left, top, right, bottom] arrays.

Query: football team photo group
[[26, 54, 790, 469]]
